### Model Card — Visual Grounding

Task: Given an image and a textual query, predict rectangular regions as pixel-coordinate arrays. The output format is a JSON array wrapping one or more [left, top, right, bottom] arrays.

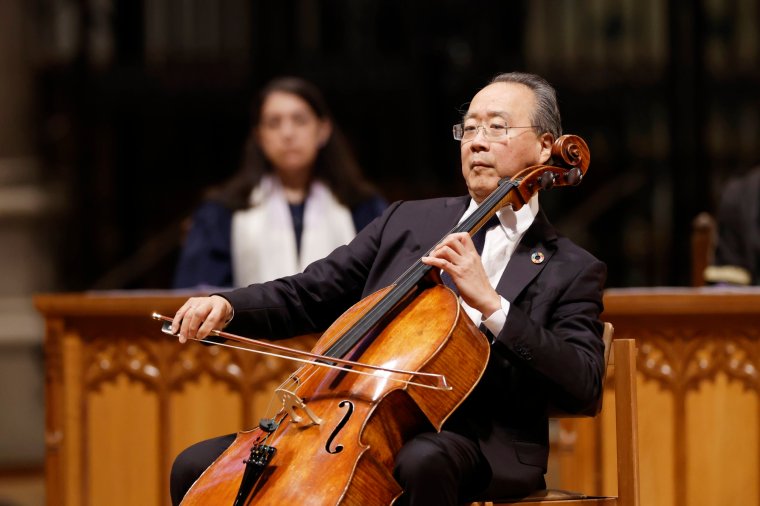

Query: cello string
[[260, 377, 287, 423]]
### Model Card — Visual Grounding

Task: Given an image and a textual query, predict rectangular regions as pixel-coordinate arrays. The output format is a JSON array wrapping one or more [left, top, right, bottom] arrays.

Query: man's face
[[460, 82, 553, 203]]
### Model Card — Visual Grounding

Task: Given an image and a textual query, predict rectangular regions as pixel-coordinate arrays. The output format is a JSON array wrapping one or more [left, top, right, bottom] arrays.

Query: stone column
[[0, 0, 52, 471]]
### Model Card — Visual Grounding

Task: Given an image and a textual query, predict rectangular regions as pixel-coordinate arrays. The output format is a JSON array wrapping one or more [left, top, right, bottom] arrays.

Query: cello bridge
[[275, 388, 322, 426]]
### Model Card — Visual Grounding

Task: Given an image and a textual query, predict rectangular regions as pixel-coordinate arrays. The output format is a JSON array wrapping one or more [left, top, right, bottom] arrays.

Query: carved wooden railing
[[36, 288, 760, 506], [556, 287, 760, 506], [36, 291, 317, 506]]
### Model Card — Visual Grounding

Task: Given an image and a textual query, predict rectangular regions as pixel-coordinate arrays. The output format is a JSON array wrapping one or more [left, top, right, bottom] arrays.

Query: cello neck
[[322, 178, 521, 361]]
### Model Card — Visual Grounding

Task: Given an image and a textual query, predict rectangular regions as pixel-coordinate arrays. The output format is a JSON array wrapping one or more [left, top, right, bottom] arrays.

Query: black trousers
[[170, 430, 494, 506]]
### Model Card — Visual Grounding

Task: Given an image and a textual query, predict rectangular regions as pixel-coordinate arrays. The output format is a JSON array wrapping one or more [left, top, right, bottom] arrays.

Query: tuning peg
[[565, 167, 583, 186], [539, 171, 556, 190]]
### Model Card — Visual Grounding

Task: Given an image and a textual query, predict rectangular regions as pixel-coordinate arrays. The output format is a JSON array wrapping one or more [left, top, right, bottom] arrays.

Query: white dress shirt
[[455, 194, 539, 337]]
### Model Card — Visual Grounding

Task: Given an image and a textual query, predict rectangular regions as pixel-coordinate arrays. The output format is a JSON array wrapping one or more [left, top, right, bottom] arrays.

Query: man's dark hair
[[489, 72, 562, 140]]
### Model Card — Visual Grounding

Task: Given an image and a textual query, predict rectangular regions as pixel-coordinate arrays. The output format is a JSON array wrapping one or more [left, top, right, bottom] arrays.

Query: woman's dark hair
[[208, 77, 376, 210]]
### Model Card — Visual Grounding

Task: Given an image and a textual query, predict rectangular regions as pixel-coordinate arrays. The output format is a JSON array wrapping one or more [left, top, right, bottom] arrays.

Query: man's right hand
[[171, 295, 233, 343]]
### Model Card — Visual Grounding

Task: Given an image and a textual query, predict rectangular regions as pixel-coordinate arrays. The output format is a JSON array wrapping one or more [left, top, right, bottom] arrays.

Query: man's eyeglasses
[[452, 123, 538, 142]]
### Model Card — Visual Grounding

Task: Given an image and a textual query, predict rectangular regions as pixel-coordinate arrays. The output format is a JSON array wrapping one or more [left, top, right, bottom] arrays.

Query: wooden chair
[[695, 211, 754, 286], [691, 212, 717, 286], [469, 325, 640, 506]]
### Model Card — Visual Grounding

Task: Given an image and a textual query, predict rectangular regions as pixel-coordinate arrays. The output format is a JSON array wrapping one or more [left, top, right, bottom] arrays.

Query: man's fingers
[[431, 233, 474, 259], [197, 319, 219, 341], [177, 298, 205, 342], [171, 295, 234, 345], [172, 298, 200, 342], [171, 301, 192, 333], [186, 306, 207, 340], [197, 305, 223, 340], [172, 297, 230, 342]]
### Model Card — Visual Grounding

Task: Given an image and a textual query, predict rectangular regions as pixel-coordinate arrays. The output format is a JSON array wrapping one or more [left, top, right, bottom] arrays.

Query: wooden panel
[[636, 376, 674, 505], [686, 373, 758, 506], [553, 417, 599, 492], [36, 292, 318, 506], [551, 287, 760, 506], [169, 374, 242, 459], [88, 376, 160, 505], [61, 330, 83, 506]]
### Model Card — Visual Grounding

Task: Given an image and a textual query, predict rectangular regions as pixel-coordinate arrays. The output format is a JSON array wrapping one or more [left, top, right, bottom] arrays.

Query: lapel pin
[[531, 251, 545, 264]]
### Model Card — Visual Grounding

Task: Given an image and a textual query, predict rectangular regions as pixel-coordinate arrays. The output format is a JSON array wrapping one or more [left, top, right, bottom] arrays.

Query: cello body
[[181, 284, 490, 505]]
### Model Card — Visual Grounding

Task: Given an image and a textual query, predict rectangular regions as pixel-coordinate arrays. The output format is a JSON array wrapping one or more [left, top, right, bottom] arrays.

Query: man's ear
[[538, 133, 554, 164], [318, 119, 333, 147]]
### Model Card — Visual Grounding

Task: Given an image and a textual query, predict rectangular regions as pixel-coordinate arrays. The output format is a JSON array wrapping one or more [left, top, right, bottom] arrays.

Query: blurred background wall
[[1, 0, 759, 503], [19, 0, 760, 290], [24, 0, 760, 292]]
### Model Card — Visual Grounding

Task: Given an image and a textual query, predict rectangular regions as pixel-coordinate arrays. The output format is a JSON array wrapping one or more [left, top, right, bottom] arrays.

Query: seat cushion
[[472, 488, 611, 503]]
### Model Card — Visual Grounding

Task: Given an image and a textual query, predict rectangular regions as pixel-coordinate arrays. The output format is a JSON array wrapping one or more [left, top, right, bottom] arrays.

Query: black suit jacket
[[222, 196, 606, 497]]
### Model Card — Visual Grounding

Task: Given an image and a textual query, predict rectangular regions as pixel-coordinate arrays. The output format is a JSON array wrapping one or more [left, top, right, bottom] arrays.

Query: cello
[[155, 134, 590, 505]]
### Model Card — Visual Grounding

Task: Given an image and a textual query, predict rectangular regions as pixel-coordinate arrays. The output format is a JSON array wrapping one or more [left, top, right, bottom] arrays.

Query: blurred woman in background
[[173, 77, 387, 288]]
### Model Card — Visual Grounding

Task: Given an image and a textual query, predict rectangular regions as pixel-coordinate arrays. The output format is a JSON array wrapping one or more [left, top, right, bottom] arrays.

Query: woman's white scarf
[[231, 175, 356, 286]]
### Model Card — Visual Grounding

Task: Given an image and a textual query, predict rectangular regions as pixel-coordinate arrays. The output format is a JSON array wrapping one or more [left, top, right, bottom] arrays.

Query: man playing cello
[[170, 72, 606, 506]]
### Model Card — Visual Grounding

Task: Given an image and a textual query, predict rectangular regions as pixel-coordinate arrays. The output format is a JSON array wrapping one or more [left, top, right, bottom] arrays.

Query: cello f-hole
[[325, 400, 354, 454]]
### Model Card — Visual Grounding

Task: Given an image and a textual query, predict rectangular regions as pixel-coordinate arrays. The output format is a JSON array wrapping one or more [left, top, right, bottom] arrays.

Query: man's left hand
[[421, 232, 502, 319]]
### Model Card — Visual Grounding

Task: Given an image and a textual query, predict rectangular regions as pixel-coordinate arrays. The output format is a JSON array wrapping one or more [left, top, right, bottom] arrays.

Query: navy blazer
[[173, 195, 388, 289], [222, 196, 606, 497]]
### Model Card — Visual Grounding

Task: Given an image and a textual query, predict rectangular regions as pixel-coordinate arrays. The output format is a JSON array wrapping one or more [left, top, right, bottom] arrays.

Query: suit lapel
[[397, 196, 469, 258], [427, 199, 559, 303], [437, 196, 471, 235], [495, 210, 558, 302]]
